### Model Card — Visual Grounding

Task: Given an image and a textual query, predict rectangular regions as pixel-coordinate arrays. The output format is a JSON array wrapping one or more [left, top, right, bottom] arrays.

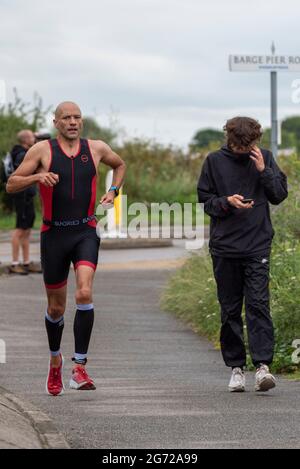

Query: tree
[[261, 118, 299, 151], [0, 89, 49, 155], [81, 117, 116, 146], [281, 117, 300, 151], [0, 90, 50, 211], [190, 128, 224, 152], [282, 116, 300, 139], [260, 128, 271, 149]]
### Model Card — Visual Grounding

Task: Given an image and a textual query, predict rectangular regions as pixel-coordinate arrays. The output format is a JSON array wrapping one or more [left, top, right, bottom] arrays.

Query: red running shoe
[[69, 365, 96, 390], [46, 354, 64, 396]]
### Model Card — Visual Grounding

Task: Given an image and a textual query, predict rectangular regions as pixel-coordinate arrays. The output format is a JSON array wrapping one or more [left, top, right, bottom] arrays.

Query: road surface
[[0, 249, 300, 448]]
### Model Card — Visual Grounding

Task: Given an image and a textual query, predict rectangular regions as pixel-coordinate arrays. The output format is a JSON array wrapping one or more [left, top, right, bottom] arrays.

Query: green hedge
[[161, 241, 300, 373]]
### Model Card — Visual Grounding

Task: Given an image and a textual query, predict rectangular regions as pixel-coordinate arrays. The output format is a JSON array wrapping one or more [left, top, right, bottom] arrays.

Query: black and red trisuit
[[40, 138, 100, 289]]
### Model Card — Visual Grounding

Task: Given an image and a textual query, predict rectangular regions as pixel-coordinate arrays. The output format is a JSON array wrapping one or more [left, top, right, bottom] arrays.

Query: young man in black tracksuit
[[197, 116, 288, 392]]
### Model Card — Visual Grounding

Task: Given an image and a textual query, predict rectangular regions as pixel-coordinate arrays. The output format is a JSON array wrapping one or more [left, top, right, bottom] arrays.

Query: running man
[[7, 102, 126, 396]]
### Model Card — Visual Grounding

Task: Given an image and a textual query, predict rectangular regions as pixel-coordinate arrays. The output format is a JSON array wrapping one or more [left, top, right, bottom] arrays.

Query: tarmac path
[[0, 247, 300, 448]]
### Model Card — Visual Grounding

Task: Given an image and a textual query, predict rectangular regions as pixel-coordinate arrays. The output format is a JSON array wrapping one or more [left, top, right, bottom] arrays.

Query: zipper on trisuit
[[71, 156, 75, 199]]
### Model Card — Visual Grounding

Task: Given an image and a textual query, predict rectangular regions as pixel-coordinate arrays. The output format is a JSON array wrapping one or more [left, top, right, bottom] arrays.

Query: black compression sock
[[73, 303, 94, 364], [45, 312, 64, 355]]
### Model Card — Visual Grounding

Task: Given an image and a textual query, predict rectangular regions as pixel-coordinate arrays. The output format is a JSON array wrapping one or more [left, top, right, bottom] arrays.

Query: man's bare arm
[[99, 142, 126, 188], [6, 142, 59, 193], [92, 141, 126, 205]]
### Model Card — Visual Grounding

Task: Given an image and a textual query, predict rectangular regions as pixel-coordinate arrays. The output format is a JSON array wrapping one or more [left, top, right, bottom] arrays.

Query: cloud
[[0, 0, 299, 146]]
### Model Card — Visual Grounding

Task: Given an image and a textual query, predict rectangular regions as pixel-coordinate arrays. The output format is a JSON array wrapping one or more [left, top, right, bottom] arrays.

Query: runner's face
[[55, 108, 83, 140]]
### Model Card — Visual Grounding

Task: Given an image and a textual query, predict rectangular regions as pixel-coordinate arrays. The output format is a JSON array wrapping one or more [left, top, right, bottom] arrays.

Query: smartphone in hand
[[241, 198, 254, 204]]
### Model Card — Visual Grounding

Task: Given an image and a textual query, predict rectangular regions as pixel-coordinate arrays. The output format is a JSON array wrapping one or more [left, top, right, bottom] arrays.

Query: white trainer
[[255, 364, 276, 392], [228, 367, 245, 392]]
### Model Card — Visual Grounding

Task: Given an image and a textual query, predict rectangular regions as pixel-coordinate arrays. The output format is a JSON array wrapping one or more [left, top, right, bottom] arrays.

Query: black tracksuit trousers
[[212, 255, 274, 368]]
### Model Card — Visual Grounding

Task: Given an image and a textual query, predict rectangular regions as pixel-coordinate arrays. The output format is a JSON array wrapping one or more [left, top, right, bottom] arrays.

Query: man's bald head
[[17, 129, 35, 149], [54, 101, 82, 120], [53, 101, 83, 141]]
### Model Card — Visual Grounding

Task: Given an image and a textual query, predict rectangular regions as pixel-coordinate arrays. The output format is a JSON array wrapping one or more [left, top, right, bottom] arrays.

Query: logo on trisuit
[[81, 154, 89, 163]]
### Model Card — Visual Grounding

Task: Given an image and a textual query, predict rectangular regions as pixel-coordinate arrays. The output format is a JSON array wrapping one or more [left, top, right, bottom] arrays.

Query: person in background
[[197, 116, 288, 393], [9, 130, 42, 274]]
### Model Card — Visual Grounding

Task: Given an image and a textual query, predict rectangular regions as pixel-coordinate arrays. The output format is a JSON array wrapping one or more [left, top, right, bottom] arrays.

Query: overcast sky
[[1, 0, 300, 147]]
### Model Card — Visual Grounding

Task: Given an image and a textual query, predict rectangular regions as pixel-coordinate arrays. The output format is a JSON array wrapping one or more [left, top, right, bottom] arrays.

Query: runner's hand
[[227, 194, 253, 209], [250, 146, 265, 172], [100, 191, 115, 205], [39, 172, 59, 187]]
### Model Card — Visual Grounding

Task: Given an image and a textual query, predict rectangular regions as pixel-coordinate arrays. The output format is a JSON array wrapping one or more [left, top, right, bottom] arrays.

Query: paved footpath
[[1, 264, 300, 449]]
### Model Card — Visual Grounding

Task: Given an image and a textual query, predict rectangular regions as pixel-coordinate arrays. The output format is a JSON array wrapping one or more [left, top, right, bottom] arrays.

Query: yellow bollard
[[114, 187, 122, 228]]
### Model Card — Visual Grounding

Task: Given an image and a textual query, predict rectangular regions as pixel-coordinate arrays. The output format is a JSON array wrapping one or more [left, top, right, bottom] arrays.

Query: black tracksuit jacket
[[11, 145, 37, 200], [197, 146, 288, 258]]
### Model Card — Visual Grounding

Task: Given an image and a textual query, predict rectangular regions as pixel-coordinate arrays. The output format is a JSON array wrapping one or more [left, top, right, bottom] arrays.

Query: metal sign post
[[229, 44, 300, 159], [270, 71, 278, 159]]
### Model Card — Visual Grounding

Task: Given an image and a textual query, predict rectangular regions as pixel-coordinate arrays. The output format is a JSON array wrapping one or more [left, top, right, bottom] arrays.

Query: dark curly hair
[[223, 117, 263, 151]]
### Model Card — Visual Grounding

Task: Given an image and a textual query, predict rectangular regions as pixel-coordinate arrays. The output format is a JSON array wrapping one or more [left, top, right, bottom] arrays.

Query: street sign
[[229, 44, 300, 159], [229, 54, 300, 72]]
